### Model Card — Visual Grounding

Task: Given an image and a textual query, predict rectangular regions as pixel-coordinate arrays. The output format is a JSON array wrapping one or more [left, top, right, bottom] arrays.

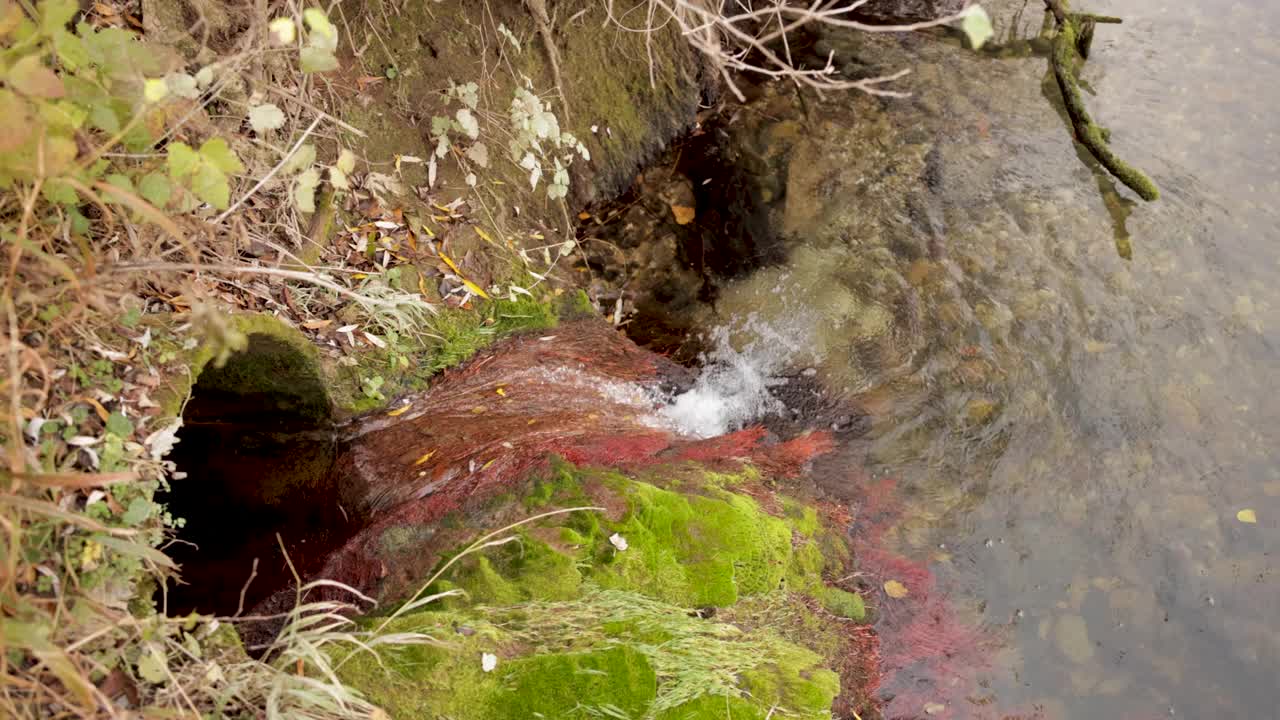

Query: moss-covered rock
[[336, 462, 864, 719]]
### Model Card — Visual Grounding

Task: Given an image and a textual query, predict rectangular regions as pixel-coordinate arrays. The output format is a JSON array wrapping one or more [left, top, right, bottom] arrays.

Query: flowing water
[[645, 0, 1279, 716]]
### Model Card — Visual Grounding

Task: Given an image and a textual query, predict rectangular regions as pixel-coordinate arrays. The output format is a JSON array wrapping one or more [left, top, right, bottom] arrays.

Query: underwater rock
[[851, 0, 966, 25]]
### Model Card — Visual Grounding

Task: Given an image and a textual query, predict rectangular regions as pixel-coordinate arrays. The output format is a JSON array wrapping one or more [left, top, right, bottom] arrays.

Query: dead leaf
[[670, 204, 696, 225], [924, 702, 945, 715], [884, 580, 909, 599]]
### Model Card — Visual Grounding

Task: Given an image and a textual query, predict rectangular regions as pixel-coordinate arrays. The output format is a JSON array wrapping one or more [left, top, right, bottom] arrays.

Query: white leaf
[[294, 168, 320, 212], [248, 103, 286, 134], [455, 108, 479, 139], [133, 327, 152, 349], [25, 417, 46, 441], [465, 172, 476, 187], [609, 533, 628, 551], [481, 652, 498, 673], [67, 436, 102, 447], [336, 324, 358, 333], [282, 143, 316, 175], [303, 8, 337, 50], [497, 23, 520, 51], [362, 332, 387, 348], [165, 73, 200, 99], [428, 156, 437, 187], [145, 419, 183, 460], [434, 135, 450, 159], [336, 148, 356, 174], [528, 164, 541, 190], [194, 66, 214, 88], [509, 284, 532, 297], [329, 166, 349, 191], [465, 142, 489, 168], [961, 5, 993, 50], [268, 16, 296, 45]]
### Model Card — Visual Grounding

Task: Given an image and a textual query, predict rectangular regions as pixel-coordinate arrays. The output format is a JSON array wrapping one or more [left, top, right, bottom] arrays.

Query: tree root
[[1044, 0, 1158, 201], [525, 0, 571, 122]]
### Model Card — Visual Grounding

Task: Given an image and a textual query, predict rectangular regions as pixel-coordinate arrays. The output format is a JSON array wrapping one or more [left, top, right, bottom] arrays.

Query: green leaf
[[104, 173, 134, 204], [53, 28, 88, 70], [122, 498, 152, 525], [293, 167, 320, 212], [68, 207, 89, 235], [39, 100, 87, 131], [105, 411, 133, 438], [191, 162, 231, 209], [9, 55, 65, 98], [248, 103, 285, 134], [198, 137, 243, 175], [41, 179, 77, 205], [299, 46, 338, 73], [40, 0, 78, 36], [138, 172, 171, 208], [961, 5, 993, 50], [167, 142, 198, 178], [88, 103, 120, 134], [44, 135, 77, 173], [136, 645, 168, 684]]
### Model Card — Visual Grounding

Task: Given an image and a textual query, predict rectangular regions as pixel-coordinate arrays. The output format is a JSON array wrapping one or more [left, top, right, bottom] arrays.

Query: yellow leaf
[[475, 227, 496, 245], [143, 77, 168, 103], [884, 580, 909, 599], [461, 278, 491, 300], [386, 405, 411, 417], [412, 450, 435, 466], [1237, 508, 1258, 524], [439, 251, 463, 276], [578, 212, 592, 220], [671, 204, 696, 225], [495, 387, 506, 397]]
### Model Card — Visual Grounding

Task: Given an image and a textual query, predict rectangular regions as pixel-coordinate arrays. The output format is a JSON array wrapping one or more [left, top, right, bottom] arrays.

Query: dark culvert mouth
[[159, 333, 362, 618]]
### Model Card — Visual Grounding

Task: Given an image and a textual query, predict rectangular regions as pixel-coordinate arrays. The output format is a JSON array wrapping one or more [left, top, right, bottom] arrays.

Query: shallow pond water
[[640, 0, 1278, 716]]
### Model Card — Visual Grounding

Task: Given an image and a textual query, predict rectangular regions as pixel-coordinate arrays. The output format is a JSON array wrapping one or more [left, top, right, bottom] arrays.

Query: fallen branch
[[1044, 0, 1158, 201]]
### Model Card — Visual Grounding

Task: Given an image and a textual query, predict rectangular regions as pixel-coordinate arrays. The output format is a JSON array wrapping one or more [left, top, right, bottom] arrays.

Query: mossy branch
[[1044, 0, 1159, 201]]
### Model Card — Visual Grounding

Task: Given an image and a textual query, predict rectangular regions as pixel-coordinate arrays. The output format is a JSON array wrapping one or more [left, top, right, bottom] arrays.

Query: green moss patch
[[338, 463, 863, 719]]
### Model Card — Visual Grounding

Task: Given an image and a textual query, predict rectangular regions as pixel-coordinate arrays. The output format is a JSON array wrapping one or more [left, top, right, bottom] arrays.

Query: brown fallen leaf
[[670, 204, 695, 225]]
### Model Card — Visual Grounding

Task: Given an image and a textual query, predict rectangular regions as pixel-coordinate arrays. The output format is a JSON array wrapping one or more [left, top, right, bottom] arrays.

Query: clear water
[[666, 0, 1280, 716]]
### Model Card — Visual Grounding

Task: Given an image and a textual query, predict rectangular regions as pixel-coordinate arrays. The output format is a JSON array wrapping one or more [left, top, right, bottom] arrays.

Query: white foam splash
[[658, 315, 807, 438]]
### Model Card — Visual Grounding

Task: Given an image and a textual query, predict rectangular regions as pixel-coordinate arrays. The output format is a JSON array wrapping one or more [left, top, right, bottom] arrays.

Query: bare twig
[[214, 116, 323, 224], [605, 0, 978, 100]]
